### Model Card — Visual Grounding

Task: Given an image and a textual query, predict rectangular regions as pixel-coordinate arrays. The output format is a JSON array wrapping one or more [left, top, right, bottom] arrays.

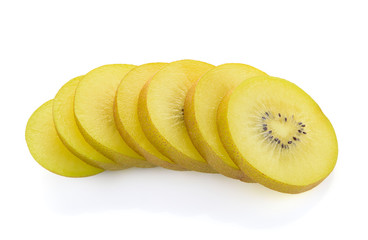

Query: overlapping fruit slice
[[74, 64, 154, 168], [217, 76, 338, 193], [53, 76, 126, 170], [26, 100, 103, 177], [185, 63, 267, 181], [138, 60, 215, 172], [114, 63, 184, 170]]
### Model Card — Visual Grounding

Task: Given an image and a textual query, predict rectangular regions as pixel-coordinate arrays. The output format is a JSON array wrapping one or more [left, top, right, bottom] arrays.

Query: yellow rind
[[138, 60, 216, 173], [53, 76, 127, 170], [217, 76, 338, 193], [74, 64, 154, 168], [185, 63, 267, 182], [26, 100, 103, 177], [114, 63, 185, 171]]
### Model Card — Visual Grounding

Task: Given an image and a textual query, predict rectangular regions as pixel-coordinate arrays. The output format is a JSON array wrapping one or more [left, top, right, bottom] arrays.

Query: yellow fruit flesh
[[74, 64, 153, 168], [138, 60, 216, 172], [217, 76, 338, 193], [25, 100, 103, 177], [115, 63, 184, 170], [185, 63, 267, 181], [53, 76, 127, 170]]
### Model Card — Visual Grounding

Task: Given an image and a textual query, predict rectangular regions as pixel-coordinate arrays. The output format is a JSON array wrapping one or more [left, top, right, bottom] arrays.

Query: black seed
[[269, 136, 273, 140], [263, 127, 267, 131], [293, 137, 297, 141], [281, 144, 284, 148], [288, 141, 292, 144], [301, 124, 305, 127], [274, 138, 278, 142], [298, 122, 302, 125], [303, 132, 307, 134], [262, 116, 266, 120], [285, 117, 287, 122], [278, 140, 281, 144], [265, 112, 269, 116], [298, 130, 302, 133], [278, 113, 281, 117], [268, 130, 272, 134]]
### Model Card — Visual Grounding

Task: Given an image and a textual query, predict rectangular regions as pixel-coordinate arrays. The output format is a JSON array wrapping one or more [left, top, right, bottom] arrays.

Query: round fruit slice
[[74, 64, 153, 168], [185, 63, 267, 182], [217, 76, 338, 193], [53, 76, 127, 170], [25, 100, 103, 177], [115, 63, 185, 170], [138, 60, 215, 172]]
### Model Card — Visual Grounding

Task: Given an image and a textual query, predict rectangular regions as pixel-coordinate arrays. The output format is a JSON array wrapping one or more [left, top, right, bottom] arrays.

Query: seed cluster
[[260, 111, 307, 150]]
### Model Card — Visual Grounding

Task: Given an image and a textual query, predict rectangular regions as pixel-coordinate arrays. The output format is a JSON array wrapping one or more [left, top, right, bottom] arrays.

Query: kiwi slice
[[185, 63, 267, 182], [53, 76, 127, 170], [138, 60, 216, 172], [217, 76, 338, 193], [115, 62, 185, 170], [74, 64, 154, 168], [26, 100, 103, 177]]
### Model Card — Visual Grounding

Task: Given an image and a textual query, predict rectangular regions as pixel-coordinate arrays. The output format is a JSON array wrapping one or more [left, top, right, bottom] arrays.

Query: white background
[[1, 0, 367, 239]]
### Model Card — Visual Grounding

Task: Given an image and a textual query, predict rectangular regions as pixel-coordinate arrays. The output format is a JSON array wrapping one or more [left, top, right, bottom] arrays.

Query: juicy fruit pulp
[[74, 64, 154, 168], [185, 63, 267, 182], [217, 76, 338, 193], [26, 100, 103, 177], [115, 63, 184, 170], [53, 76, 126, 170], [138, 60, 216, 172]]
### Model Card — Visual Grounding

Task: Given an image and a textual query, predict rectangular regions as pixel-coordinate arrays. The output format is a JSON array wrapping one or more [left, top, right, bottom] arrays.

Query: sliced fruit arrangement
[[217, 76, 338, 193], [25, 60, 338, 194]]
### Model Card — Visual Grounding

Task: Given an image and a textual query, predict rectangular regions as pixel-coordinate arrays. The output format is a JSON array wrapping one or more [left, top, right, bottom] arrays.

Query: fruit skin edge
[[113, 63, 186, 171], [216, 85, 336, 194], [53, 76, 128, 170], [185, 81, 254, 182], [25, 100, 103, 177]]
